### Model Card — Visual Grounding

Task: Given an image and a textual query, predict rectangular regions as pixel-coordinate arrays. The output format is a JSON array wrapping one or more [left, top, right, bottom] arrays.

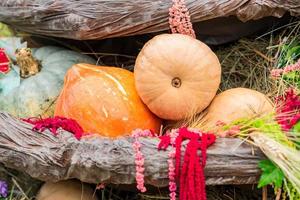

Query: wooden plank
[[0, 0, 299, 40], [0, 112, 264, 186]]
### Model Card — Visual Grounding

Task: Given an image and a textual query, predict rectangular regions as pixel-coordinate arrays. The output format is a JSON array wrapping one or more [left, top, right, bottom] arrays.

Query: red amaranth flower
[[22, 116, 84, 140], [158, 127, 216, 200], [0, 48, 10, 74], [276, 88, 300, 130]]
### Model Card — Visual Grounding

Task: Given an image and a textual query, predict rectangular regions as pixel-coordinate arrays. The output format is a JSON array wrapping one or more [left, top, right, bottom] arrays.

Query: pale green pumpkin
[[0, 38, 96, 117]]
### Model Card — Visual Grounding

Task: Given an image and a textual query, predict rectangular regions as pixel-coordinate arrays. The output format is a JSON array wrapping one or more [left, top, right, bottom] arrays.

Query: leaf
[[252, 119, 264, 128], [0, 22, 14, 37], [258, 160, 284, 190], [282, 71, 300, 90], [286, 46, 300, 62], [277, 41, 300, 68], [258, 160, 275, 173], [291, 122, 300, 148], [293, 121, 300, 132]]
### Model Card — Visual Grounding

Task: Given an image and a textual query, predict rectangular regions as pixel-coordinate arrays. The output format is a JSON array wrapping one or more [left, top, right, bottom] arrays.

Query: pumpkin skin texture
[[36, 180, 97, 200], [197, 88, 274, 130], [0, 46, 95, 118], [54, 64, 162, 138], [134, 34, 221, 120]]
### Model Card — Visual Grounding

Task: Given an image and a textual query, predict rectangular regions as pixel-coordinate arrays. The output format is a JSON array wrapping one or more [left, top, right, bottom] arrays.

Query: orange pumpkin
[[54, 64, 161, 137], [134, 34, 221, 120], [190, 88, 274, 130]]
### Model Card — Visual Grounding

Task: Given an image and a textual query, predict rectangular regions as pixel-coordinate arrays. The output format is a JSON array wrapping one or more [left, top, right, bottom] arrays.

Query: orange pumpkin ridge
[[55, 64, 161, 138]]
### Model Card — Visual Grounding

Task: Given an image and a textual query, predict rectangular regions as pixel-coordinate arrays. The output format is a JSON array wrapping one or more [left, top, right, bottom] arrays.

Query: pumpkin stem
[[15, 48, 41, 78], [171, 77, 182, 88]]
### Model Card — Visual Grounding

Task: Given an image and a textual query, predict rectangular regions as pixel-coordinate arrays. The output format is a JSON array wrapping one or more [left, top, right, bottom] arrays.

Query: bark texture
[[0, 112, 265, 186], [0, 0, 299, 40]]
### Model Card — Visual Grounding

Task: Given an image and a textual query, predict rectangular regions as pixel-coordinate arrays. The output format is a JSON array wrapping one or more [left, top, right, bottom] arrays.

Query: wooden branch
[[0, 0, 299, 40], [0, 112, 265, 186]]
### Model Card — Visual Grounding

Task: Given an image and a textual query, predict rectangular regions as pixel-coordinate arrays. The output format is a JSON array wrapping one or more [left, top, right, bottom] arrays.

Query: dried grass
[[215, 19, 300, 99]]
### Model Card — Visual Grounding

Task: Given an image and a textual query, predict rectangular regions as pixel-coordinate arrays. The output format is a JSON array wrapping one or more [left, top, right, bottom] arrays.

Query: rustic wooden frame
[[0, 112, 264, 186], [0, 0, 299, 40]]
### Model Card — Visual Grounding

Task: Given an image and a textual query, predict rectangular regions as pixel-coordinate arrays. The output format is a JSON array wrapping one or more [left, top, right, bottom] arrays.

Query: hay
[[215, 19, 300, 99]]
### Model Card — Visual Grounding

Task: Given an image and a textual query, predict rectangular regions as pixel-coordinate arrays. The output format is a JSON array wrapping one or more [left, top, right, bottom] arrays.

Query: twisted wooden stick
[[0, 112, 264, 186]]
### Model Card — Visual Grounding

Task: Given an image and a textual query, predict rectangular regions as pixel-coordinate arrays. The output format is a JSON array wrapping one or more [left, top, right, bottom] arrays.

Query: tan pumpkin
[[134, 34, 221, 120], [191, 87, 274, 130], [36, 180, 97, 200]]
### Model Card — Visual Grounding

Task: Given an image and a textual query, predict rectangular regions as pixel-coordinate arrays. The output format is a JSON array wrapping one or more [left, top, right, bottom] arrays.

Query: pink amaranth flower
[[283, 59, 300, 73], [169, 0, 195, 38], [168, 131, 178, 200], [271, 58, 300, 78], [224, 125, 241, 137], [158, 129, 178, 200], [271, 69, 284, 78], [96, 183, 105, 190], [216, 120, 226, 127], [168, 149, 177, 200], [217, 124, 241, 138], [131, 129, 154, 193]]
